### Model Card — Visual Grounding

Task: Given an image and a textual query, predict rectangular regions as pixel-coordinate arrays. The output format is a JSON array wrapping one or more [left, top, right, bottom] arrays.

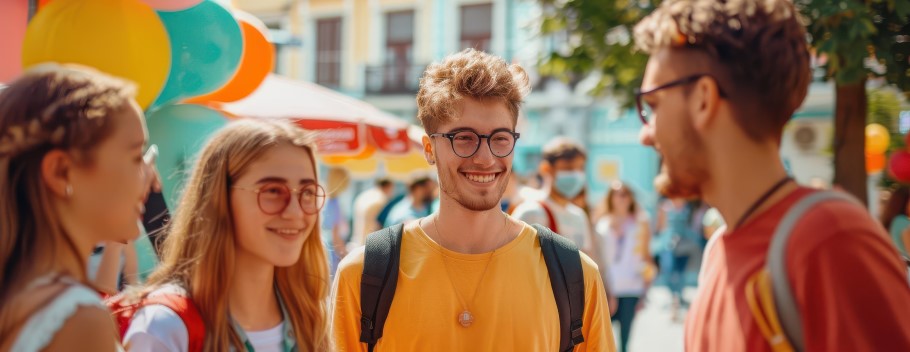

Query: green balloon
[[147, 104, 228, 209], [151, 0, 242, 108]]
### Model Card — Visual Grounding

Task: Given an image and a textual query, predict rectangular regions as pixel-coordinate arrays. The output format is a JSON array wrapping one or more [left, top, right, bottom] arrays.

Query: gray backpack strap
[[767, 191, 861, 351]]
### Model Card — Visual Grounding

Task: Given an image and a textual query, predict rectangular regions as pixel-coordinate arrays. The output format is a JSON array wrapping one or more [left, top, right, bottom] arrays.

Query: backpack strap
[[767, 191, 860, 352], [359, 223, 404, 352], [538, 201, 560, 234], [533, 224, 585, 352], [107, 292, 205, 352], [143, 294, 206, 352]]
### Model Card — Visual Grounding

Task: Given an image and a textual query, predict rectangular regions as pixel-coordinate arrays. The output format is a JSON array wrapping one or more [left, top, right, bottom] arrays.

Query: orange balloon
[[186, 20, 274, 103], [867, 152, 886, 174]]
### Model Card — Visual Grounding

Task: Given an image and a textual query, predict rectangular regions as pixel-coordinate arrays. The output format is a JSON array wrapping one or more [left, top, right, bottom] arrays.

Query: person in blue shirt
[[384, 177, 437, 227]]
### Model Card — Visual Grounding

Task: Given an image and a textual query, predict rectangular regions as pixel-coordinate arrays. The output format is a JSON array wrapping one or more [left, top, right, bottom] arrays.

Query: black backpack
[[359, 223, 586, 352]]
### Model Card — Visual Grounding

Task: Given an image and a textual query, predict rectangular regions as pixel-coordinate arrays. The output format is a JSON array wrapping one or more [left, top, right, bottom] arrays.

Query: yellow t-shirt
[[332, 221, 616, 351]]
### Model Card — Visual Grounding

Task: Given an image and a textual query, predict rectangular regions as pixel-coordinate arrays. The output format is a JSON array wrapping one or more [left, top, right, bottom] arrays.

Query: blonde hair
[[0, 64, 135, 311], [141, 119, 330, 351], [416, 48, 530, 133]]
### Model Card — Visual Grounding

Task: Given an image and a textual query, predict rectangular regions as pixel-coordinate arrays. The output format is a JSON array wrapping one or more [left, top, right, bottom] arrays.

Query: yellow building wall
[[353, 0, 370, 64], [233, 0, 291, 13], [378, 0, 418, 6], [310, 0, 345, 8]]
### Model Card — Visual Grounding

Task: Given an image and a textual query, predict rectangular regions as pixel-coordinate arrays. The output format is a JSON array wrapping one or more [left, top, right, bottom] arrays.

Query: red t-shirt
[[685, 187, 910, 351]]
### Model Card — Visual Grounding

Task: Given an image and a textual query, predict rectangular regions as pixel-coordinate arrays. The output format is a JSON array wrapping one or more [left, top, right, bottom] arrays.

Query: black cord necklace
[[733, 176, 793, 230]]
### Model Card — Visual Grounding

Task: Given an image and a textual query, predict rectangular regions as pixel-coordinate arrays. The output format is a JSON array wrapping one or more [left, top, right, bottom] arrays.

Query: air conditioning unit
[[787, 122, 829, 154], [793, 124, 817, 152]]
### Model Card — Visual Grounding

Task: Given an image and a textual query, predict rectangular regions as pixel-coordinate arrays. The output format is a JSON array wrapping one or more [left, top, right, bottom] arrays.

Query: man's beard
[[438, 166, 510, 212], [654, 119, 709, 199]]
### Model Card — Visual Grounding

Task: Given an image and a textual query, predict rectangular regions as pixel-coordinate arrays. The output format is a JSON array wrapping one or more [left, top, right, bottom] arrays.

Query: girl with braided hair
[[0, 64, 153, 351]]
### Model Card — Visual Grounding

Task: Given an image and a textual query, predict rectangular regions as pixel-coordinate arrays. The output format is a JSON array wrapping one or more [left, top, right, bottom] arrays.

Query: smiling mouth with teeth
[[463, 172, 499, 184], [271, 228, 301, 235]]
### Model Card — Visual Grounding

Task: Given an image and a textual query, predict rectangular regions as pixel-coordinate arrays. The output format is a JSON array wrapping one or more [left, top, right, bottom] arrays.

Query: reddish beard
[[655, 168, 702, 199], [654, 122, 708, 199]]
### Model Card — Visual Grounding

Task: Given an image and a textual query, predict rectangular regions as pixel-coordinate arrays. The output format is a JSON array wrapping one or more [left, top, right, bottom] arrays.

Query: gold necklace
[[432, 212, 510, 328]]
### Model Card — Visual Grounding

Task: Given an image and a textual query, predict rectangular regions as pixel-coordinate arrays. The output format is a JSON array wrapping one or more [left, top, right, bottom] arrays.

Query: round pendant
[[457, 310, 474, 327]]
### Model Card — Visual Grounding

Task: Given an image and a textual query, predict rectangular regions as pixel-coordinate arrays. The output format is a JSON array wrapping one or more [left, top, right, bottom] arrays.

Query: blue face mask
[[554, 171, 585, 199]]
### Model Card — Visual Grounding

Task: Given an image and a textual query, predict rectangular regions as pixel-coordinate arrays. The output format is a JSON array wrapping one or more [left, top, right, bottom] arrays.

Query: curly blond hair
[[417, 49, 530, 133], [634, 0, 811, 141]]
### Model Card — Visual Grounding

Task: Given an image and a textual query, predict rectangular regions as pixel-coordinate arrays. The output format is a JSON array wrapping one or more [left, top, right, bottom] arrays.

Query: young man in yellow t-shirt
[[331, 49, 615, 351]]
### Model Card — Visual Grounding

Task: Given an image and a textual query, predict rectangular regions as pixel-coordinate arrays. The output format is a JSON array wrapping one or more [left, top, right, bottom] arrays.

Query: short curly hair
[[634, 0, 811, 141], [416, 49, 530, 133]]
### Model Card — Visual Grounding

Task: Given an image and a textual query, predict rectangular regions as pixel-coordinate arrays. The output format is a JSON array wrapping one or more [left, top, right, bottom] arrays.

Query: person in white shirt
[[511, 138, 616, 312], [512, 137, 595, 253], [351, 178, 394, 245], [594, 180, 656, 352], [122, 119, 331, 351]]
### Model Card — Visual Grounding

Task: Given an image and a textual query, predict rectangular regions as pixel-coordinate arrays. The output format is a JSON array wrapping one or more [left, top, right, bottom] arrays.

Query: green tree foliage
[[539, 0, 910, 203]]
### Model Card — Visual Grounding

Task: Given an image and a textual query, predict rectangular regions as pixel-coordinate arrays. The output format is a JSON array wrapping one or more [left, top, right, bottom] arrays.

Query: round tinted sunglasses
[[232, 182, 326, 215]]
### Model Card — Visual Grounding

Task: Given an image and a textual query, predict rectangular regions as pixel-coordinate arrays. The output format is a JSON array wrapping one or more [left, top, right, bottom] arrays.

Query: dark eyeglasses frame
[[232, 183, 326, 215], [429, 129, 521, 158], [634, 74, 726, 125]]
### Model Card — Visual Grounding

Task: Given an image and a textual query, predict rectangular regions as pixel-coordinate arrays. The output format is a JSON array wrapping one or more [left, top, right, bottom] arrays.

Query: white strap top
[[9, 276, 118, 352]]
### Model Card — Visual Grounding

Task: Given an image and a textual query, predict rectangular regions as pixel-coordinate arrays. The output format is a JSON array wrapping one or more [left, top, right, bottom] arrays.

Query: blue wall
[[513, 106, 660, 217], [587, 107, 660, 216]]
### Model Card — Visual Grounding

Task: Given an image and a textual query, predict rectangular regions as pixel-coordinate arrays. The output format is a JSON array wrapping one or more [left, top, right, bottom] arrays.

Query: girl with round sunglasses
[[122, 119, 330, 351]]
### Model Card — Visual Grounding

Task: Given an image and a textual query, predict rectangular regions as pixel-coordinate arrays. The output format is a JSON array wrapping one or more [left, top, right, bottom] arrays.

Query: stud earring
[[65, 184, 73, 197]]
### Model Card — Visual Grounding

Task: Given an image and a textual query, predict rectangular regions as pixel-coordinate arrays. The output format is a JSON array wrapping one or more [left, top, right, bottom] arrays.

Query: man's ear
[[690, 76, 722, 133], [423, 135, 435, 165]]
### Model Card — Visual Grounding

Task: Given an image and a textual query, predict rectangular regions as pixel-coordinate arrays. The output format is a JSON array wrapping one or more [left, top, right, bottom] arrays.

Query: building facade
[[235, 0, 855, 216]]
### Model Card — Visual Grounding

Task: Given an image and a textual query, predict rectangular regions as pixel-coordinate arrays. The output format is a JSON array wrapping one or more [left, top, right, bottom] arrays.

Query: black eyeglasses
[[634, 74, 725, 125], [232, 182, 326, 215], [429, 129, 520, 158]]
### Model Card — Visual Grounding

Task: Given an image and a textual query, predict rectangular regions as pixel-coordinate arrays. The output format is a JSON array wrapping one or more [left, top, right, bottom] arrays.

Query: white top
[[352, 187, 389, 244], [512, 198, 592, 250], [123, 285, 285, 352], [11, 277, 121, 352], [596, 215, 648, 296], [244, 324, 285, 352], [517, 186, 547, 203]]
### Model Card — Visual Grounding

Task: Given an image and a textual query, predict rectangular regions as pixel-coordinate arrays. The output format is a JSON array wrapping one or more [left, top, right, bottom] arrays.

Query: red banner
[[295, 120, 362, 155], [369, 126, 411, 154]]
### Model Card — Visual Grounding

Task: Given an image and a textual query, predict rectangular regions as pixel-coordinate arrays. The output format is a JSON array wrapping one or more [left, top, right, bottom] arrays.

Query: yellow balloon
[[865, 123, 890, 155], [22, 0, 170, 109]]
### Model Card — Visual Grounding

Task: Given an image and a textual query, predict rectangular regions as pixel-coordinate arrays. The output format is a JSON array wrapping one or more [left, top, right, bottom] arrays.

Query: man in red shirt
[[633, 0, 910, 351]]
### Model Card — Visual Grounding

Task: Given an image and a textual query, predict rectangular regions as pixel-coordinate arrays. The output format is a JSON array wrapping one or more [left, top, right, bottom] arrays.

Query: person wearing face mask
[[512, 137, 595, 254]]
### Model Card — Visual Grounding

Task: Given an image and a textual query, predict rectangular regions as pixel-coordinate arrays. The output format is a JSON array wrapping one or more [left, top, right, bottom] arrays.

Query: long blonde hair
[[0, 64, 135, 320], [141, 119, 330, 351]]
